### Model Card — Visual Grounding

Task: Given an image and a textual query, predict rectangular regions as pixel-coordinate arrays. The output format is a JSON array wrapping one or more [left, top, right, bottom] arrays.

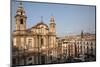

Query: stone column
[[45, 35, 48, 64]]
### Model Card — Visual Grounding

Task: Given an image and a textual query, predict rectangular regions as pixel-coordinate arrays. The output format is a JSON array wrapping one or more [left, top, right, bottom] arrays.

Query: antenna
[[41, 16, 43, 22], [19, 1, 23, 7], [20, 2, 22, 5]]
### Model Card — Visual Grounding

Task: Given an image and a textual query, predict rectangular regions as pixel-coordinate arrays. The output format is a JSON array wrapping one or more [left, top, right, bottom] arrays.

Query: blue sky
[[11, 0, 96, 36]]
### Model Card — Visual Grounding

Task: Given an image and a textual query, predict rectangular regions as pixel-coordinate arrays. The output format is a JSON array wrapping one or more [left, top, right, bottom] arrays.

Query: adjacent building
[[58, 32, 96, 61]]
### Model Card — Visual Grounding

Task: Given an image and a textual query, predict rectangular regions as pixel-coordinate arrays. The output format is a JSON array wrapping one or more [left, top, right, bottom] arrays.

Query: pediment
[[35, 22, 49, 30]]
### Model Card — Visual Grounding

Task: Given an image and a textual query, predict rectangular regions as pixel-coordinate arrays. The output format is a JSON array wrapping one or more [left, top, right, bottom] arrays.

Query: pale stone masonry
[[12, 3, 96, 65], [12, 3, 56, 65]]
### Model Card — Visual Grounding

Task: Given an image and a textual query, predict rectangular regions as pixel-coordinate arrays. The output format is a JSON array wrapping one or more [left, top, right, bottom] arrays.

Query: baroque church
[[12, 3, 57, 65]]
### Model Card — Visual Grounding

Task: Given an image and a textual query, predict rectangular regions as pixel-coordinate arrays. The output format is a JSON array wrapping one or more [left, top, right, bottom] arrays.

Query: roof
[[35, 22, 48, 28], [26, 21, 49, 32]]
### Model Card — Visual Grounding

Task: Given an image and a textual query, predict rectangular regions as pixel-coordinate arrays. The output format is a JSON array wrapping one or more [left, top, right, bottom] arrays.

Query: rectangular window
[[21, 37, 24, 48], [28, 57, 32, 61], [28, 39, 32, 48]]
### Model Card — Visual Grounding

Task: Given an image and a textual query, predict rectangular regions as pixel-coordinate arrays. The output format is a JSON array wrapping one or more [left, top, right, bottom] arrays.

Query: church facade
[[12, 2, 96, 66], [12, 3, 57, 65]]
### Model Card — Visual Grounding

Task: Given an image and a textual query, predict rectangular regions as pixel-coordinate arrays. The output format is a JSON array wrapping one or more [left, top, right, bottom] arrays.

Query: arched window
[[91, 42, 93, 46], [20, 19, 23, 24], [21, 12, 23, 15], [87, 42, 88, 45]]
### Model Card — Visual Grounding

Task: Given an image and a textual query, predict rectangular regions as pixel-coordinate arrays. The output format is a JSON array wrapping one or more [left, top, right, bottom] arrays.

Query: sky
[[11, 0, 96, 36]]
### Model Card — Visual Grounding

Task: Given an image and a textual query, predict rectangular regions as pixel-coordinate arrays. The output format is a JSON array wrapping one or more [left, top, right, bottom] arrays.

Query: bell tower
[[50, 16, 56, 34], [49, 16, 56, 59], [15, 2, 27, 31]]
